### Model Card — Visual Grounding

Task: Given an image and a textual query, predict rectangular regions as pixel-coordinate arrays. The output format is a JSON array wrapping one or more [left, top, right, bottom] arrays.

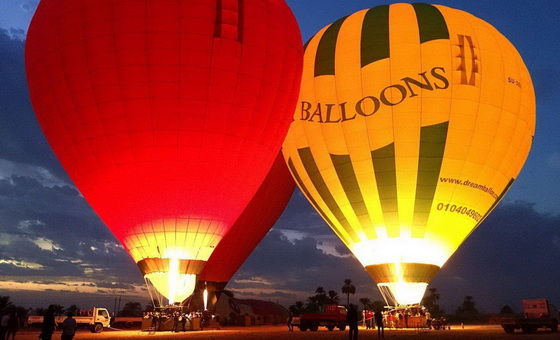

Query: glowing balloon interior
[[282, 3, 535, 306], [26, 0, 302, 304]]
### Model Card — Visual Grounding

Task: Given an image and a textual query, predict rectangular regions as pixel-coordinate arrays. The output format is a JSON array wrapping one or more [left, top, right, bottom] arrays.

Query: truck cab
[[91, 308, 111, 332]]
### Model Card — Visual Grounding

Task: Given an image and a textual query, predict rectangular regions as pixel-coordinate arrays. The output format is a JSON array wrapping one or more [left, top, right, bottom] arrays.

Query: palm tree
[[359, 297, 371, 310], [51, 304, 65, 315], [289, 301, 305, 316], [328, 290, 340, 305], [0, 296, 13, 314], [306, 296, 320, 313], [315, 287, 328, 310], [66, 305, 80, 315], [341, 279, 356, 307], [121, 302, 143, 317]]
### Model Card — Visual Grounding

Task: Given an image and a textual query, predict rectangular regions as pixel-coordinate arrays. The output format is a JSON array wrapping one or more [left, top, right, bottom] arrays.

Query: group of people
[[347, 305, 385, 339], [145, 311, 190, 332], [0, 305, 77, 340], [363, 307, 432, 330], [144, 309, 219, 332], [38, 305, 77, 340], [0, 311, 19, 340]]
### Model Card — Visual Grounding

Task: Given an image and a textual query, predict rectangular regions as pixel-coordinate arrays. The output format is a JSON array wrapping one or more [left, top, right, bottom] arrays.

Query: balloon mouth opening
[[145, 271, 197, 305], [377, 282, 428, 306], [140, 258, 207, 305]]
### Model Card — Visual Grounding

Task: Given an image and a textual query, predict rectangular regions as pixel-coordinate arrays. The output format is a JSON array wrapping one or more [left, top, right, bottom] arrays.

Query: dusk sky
[[1, 0, 559, 314]]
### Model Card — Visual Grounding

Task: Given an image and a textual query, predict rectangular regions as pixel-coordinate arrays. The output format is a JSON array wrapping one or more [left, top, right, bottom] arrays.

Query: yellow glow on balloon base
[[145, 271, 197, 305], [352, 238, 450, 268], [378, 282, 428, 306]]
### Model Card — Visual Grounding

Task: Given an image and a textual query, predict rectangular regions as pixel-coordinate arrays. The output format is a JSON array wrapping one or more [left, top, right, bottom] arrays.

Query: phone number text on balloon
[[436, 203, 482, 222]]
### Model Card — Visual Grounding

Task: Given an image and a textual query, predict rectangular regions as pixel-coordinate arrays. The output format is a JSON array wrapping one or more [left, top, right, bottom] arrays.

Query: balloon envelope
[[282, 3, 535, 306], [26, 0, 302, 304], [200, 152, 295, 284]]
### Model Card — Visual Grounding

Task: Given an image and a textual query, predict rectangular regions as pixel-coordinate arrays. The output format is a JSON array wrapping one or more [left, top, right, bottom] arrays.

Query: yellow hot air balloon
[[282, 3, 535, 306]]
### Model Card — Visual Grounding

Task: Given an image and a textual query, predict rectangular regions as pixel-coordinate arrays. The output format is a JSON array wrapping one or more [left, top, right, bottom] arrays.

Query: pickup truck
[[492, 299, 559, 334], [292, 305, 347, 332], [28, 307, 111, 333]]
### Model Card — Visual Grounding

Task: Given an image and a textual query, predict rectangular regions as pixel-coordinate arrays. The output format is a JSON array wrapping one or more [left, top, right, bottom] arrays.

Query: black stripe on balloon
[[371, 143, 399, 235], [361, 5, 390, 68], [412, 3, 449, 43], [412, 121, 449, 234], [331, 154, 372, 227], [314, 15, 349, 77], [287, 157, 352, 245], [297, 148, 357, 240]]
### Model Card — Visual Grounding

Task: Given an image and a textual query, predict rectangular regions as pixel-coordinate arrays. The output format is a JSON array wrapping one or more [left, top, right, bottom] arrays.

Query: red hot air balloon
[[197, 152, 295, 307], [25, 0, 302, 304]]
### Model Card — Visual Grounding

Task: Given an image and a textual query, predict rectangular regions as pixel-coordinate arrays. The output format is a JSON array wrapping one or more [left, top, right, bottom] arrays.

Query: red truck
[[292, 305, 347, 332], [491, 299, 559, 333]]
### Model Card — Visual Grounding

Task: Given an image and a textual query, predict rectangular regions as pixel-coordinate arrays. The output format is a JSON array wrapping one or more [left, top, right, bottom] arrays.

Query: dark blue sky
[[1, 0, 559, 313]]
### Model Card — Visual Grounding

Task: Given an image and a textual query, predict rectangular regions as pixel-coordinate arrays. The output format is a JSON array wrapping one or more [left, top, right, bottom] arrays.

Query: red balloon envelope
[[199, 152, 295, 287], [25, 0, 302, 304]]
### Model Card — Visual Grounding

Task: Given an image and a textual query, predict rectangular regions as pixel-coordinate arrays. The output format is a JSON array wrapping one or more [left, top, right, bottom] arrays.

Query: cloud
[[0, 31, 68, 179], [335, 244, 352, 256], [432, 201, 560, 313], [20, 1, 39, 13], [228, 229, 380, 307], [0, 168, 143, 291]]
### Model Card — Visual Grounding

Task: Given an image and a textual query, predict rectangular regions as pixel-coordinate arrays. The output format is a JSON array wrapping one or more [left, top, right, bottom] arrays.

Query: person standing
[[287, 311, 293, 332], [1, 311, 9, 340], [346, 304, 359, 340], [5, 312, 18, 340], [41, 305, 56, 340], [180, 313, 187, 332], [61, 313, 77, 340], [172, 312, 179, 332], [404, 310, 410, 328], [374, 309, 384, 338], [425, 310, 431, 329]]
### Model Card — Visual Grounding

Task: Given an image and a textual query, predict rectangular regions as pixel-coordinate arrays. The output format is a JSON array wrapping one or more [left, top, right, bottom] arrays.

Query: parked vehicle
[[292, 305, 347, 332], [493, 299, 559, 334], [28, 307, 111, 333]]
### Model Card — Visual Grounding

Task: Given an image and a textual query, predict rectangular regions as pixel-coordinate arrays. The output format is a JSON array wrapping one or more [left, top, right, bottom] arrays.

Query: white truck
[[496, 299, 559, 334], [28, 307, 111, 333]]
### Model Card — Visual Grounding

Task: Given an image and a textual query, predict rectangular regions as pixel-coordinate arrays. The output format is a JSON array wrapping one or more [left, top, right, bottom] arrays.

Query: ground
[[15, 325, 560, 339]]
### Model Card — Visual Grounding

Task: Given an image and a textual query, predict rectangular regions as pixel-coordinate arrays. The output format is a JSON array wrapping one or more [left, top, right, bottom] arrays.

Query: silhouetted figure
[[404, 310, 409, 328], [5, 312, 18, 340], [346, 304, 359, 340], [40, 306, 56, 340], [172, 312, 179, 332], [374, 310, 384, 338], [61, 313, 77, 340], [215, 313, 221, 330], [1, 311, 9, 340], [287, 311, 293, 332]]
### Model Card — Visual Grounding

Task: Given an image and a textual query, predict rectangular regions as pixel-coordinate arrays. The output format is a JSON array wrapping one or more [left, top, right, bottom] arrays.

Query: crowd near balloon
[[22, 0, 534, 325]]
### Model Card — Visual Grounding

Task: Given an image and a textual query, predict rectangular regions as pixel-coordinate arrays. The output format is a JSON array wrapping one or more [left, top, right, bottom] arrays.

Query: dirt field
[[14, 325, 560, 339]]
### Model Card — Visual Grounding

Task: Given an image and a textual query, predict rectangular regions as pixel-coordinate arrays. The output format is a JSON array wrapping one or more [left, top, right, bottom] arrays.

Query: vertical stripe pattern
[[412, 3, 449, 43], [412, 122, 449, 234], [297, 148, 357, 240], [371, 144, 399, 236], [331, 154, 371, 225], [283, 3, 534, 287], [314, 16, 348, 76], [361, 5, 390, 67]]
